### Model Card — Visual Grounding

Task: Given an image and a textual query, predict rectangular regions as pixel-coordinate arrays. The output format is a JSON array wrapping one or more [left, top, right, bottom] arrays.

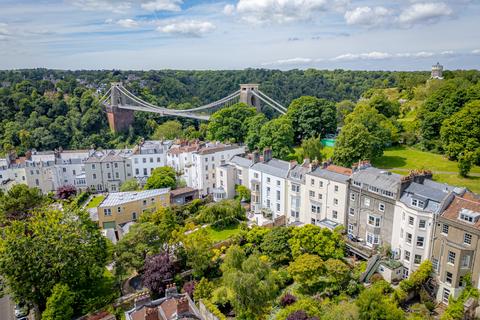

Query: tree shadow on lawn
[[372, 155, 407, 169]]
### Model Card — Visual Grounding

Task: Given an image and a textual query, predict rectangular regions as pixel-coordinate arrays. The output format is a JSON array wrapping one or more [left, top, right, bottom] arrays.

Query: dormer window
[[458, 209, 480, 224], [411, 198, 425, 208]]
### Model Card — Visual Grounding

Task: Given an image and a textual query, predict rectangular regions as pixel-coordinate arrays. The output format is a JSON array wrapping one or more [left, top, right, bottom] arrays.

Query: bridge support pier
[[106, 83, 135, 133], [239, 84, 261, 112]]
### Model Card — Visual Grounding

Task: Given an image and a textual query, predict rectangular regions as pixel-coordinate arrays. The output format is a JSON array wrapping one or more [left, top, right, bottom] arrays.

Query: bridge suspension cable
[[101, 83, 287, 122], [251, 90, 287, 115], [256, 90, 288, 113]]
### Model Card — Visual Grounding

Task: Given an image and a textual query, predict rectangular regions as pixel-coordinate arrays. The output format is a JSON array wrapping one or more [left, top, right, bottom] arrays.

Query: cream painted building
[[301, 164, 351, 229], [97, 188, 170, 229]]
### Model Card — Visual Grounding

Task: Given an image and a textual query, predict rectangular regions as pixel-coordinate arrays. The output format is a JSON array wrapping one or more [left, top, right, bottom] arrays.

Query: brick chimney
[[252, 151, 260, 164], [145, 306, 159, 320], [263, 148, 272, 162], [176, 297, 190, 316]]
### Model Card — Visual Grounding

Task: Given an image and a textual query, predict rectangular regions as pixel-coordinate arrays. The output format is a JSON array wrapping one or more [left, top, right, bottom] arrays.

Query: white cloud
[[0, 22, 12, 41], [141, 0, 183, 12], [223, 4, 235, 16], [331, 51, 392, 61], [262, 57, 313, 66], [344, 6, 392, 26], [398, 2, 453, 25], [471, 49, 480, 55], [230, 0, 344, 24], [157, 20, 215, 37], [116, 18, 139, 28], [69, 0, 131, 13]]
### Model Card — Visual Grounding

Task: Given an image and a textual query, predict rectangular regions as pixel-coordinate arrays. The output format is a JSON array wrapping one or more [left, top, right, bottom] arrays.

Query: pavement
[[0, 295, 15, 320]]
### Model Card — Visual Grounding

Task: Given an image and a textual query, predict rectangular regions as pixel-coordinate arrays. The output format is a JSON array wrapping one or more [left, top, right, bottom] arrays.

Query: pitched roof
[[441, 192, 480, 230], [400, 180, 455, 213], [351, 167, 402, 193], [229, 155, 253, 168], [251, 158, 291, 178], [309, 164, 351, 183]]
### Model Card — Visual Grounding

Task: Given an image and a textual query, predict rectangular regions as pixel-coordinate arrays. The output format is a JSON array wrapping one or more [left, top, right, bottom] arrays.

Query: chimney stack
[[134, 293, 151, 308], [165, 283, 178, 298], [252, 151, 260, 164], [263, 148, 272, 162], [145, 306, 159, 320], [176, 296, 190, 316]]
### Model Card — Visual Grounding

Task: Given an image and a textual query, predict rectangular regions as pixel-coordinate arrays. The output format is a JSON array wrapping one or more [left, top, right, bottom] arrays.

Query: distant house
[[97, 189, 170, 229], [125, 285, 203, 320]]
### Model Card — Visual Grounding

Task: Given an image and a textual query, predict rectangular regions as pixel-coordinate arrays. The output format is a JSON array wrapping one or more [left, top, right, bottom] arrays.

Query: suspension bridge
[[99, 82, 287, 132]]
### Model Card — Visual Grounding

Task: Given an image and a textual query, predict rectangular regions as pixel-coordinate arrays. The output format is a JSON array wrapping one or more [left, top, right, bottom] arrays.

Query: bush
[[182, 280, 196, 298], [202, 299, 227, 320], [458, 152, 473, 177], [280, 293, 297, 307], [370, 273, 384, 283]]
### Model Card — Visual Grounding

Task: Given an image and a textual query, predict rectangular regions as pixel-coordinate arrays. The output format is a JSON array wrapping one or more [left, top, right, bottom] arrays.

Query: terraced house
[[431, 192, 480, 303], [346, 163, 402, 257], [391, 174, 462, 277], [84, 149, 133, 192]]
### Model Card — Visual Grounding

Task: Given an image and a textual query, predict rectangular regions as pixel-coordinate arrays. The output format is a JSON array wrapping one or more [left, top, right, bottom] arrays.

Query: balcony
[[345, 236, 376, 259]]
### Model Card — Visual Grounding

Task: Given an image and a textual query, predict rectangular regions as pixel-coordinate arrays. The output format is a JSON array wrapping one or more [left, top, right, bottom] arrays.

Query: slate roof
[[99, 189, 170, 207], [287, 163, 309, 183], [309, 165, 351, 183], [399, 180, 454, 213], [251, 158, 290, 178], [230, 155, 252, 168], [351, 167, 402, 193]]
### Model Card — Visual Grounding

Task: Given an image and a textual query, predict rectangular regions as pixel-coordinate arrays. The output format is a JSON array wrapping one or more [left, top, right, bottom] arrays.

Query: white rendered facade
[[131, 140, 172, 179], [301, 165, 351, 229], [185, 144, 245, 196], [249, 158, 291, 220]]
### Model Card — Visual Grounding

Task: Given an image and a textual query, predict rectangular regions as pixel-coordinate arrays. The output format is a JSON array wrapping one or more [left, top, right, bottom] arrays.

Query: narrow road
[[0, 295, 15, 320]]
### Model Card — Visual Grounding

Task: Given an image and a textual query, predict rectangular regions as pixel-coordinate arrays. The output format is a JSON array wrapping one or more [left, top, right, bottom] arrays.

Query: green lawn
[[205, 225, 242, 242], [432, 174, 480, 194], [86, 195, 106, 209], [372, 146, 480, 174]]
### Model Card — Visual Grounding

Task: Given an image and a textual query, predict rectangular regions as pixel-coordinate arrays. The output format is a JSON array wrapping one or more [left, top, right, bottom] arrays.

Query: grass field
[[205, 225, 242, 242], [86, 195, 105, 209], [372, 146, 480, 174], [372, 146, 480, 193]]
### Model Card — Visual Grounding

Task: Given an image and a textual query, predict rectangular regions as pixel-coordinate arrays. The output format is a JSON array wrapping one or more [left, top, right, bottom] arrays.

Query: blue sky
[[0, 0, 479, 70]]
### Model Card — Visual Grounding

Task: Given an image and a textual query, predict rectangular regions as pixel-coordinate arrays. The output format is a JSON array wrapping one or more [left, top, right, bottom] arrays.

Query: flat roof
[[99, 189, 170, 207]]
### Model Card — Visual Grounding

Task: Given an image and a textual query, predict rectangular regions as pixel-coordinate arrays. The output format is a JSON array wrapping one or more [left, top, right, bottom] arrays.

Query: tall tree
[[0, 208, 111, 317], [144, 166, 177, 190], [0, 184, 45, 222], [333, 122, 383, 167], [142, 253, 176, 297], [207, 103, 256, 143], [288, 224, 344, 260], [41, 284, 75, 320], [300, 136, 323, 162], [286, 96, 337, 143], [182, 228, 214, 278], [221, 246, 278, 319], [245, 113, 268, 151], [258, 116, 294, 159], [152, 120, 183, 140], [440, 101, 480, 163]]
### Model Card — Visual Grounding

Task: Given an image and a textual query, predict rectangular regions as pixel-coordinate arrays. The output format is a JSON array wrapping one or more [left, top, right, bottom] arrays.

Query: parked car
[[14, 303, 28, 318]]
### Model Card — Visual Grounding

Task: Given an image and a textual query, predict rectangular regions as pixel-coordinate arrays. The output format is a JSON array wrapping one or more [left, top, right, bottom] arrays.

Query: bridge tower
[[239, 84, 261, 112], [106, 83, 135, 133]]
